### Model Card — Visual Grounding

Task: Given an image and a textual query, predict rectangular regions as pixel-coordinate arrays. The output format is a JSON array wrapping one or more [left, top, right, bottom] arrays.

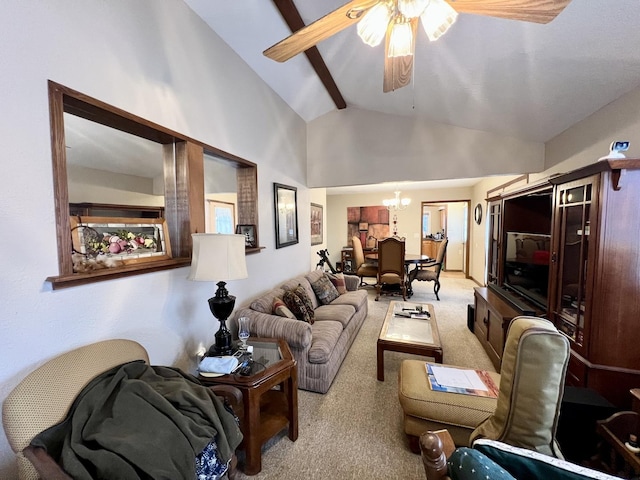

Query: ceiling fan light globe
[[420, 0, 458, 41], [357, 2, 393, 47], [388, 20, 413, 57], [398, 0, 429, 18]]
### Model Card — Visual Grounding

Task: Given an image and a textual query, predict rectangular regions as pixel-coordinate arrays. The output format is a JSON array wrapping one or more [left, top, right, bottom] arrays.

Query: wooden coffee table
[[377, 301, 442, 381], [198, 338, 298, 475]]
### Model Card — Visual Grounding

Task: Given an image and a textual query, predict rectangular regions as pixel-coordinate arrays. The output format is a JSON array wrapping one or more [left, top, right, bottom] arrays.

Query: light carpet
[[234, 273, 495, 479]]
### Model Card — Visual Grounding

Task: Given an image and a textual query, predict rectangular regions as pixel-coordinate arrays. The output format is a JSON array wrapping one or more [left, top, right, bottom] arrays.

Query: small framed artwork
[[274, 183, 299, 249], [236, 224, 257, 248], [310, 203, 323, 245]]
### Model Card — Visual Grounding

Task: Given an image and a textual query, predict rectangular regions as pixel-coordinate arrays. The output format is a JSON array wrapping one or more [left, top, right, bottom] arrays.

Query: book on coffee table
[[425, 363, 498, 398]]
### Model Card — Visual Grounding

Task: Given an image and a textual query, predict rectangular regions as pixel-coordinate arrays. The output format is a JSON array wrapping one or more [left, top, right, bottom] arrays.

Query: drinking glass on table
[[238, 317, 250, 351]]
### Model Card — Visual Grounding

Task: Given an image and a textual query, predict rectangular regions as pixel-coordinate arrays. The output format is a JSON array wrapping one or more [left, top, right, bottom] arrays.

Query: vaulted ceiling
[[186, 0, 640, 146]]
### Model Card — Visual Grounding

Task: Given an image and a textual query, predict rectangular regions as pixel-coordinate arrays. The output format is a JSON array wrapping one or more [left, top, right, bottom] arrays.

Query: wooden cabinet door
[[550, 174, 599, 358], [486, 199, 502, 285]]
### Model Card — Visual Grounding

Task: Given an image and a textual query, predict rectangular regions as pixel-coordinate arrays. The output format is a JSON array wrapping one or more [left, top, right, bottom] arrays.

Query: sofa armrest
[[344, 274, 360, 292], [235, 308, 312, 350]]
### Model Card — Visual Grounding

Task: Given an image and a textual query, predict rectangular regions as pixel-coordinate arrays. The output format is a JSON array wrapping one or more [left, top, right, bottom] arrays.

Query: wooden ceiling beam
[[272, 0, 347, 110]]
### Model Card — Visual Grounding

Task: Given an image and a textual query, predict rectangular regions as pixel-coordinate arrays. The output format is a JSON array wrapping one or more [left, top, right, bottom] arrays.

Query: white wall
[[68, 166, 164, 205], [0, 2, 309, 476], [307, 107, 545, 188], [543, 86, 640, 175]]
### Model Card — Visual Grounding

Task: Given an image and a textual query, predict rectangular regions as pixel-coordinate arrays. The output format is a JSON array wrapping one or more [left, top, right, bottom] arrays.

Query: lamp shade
[[188, 233, 248, 282]]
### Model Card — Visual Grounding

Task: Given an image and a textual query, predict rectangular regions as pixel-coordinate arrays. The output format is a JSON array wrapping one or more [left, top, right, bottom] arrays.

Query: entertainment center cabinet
[[479, 159, 640, 408]]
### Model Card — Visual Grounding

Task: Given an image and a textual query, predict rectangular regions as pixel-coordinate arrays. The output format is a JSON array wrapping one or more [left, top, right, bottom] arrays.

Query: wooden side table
[[198, 338, 298, 475]]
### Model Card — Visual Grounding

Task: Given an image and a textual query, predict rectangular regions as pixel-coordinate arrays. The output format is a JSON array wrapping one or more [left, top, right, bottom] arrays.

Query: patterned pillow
[[283, 290, 314, 324], [272, 297, 296, 319], [311, 275, 340, 305], [325, 272, 347, 294], [292, 285, 315, 322]]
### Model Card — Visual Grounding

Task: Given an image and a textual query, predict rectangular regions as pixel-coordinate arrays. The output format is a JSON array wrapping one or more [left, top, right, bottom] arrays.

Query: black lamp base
[[207, 326, 234, 356], [207, 281, 236, 357]]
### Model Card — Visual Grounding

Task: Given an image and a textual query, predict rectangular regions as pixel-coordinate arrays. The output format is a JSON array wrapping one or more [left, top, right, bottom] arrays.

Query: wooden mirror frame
[[46, 81, 259, 289]]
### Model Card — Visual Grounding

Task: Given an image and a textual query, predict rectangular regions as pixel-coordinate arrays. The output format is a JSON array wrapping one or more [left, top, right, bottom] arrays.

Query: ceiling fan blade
[[383, 18, 418, 93], [446, 0, 572, 24], [264, 0, 379, 62]]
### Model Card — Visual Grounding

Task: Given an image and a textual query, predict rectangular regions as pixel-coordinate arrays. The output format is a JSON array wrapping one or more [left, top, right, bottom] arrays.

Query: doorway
[[420, 200, 470, 277]]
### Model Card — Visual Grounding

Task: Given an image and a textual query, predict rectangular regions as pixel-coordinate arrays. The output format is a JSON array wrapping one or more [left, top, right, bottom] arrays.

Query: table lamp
[[189, 233, 248, 356]]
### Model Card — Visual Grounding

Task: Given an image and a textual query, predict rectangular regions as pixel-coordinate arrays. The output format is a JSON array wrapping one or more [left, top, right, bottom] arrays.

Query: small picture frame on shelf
[[236, 224, 257, 248]]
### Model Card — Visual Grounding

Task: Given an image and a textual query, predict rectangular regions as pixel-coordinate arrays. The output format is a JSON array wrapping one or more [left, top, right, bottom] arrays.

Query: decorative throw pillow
[[282, 290, 314, 324], [325, 272, 347, 295], [272, 297, 296, 319], [311, 275, 340, 305], [292, 285, 315, 321]]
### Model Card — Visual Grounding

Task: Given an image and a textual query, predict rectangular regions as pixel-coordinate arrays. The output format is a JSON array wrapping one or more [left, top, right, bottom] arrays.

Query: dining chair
[[351, 235, 377, 286], [375, 237, 406, 301], [409, 238, 448, 300]]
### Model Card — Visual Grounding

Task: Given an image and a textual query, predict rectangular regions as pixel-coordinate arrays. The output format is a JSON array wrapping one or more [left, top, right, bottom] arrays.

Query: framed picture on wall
[[274, 183, 299, 249], [310, 203, 323, 245]]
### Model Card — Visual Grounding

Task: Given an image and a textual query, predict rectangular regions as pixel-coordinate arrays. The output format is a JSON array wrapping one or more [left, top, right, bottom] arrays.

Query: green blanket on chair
[[31, 360, 242, 480]]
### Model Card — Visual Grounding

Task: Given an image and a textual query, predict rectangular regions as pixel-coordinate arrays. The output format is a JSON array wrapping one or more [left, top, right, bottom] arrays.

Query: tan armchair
[[409, 238, 448, 300], [375, 236, 407, 301], [2, 339, 242, 480], [399, 317, 570, 454], [352, 235, 377, 286]]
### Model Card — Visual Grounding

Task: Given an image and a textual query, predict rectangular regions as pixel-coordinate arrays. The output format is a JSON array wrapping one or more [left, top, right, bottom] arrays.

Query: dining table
[[365, 252, 433, 297]]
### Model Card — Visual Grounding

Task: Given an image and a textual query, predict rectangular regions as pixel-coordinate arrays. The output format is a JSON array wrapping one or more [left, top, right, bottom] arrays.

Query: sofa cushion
[[314, 304, 355, 328], [283, 290, 314, 324], [330, 290, 367, 311], [250, 288, 286, 314], [308, 320, 343, 364], [325, 272, 347, 294], [273, 297, 296, 319], [310, 275, 340, 305]]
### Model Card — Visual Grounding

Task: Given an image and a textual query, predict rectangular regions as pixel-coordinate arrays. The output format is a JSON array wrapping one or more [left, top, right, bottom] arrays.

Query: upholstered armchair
[[375, 236, 407, 301], [470, 317, 570, 457], [399, 317, 570, 453], [409, 238, 448, 300], [3, 339, 243, 480], [352, 235, 377, 286]]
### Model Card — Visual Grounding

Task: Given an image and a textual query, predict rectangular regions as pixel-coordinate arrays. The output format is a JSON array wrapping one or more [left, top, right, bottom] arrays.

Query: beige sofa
[[235, 270, 368, 393]]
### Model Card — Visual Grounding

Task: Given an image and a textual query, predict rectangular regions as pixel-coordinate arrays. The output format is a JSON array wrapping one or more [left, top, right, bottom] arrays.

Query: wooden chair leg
[[407, 434, 421, 454]]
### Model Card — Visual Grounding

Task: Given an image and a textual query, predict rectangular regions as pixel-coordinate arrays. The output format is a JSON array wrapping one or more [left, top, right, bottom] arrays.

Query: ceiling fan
[[264, 0, 572, 93]]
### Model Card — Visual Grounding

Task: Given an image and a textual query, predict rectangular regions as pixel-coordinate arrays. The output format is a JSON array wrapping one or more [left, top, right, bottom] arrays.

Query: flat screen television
[[503, 232, 551, 310]]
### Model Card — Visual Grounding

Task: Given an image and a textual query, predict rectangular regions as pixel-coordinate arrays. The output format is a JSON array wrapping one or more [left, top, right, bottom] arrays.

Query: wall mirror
[[47, 81, 259, 289]]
